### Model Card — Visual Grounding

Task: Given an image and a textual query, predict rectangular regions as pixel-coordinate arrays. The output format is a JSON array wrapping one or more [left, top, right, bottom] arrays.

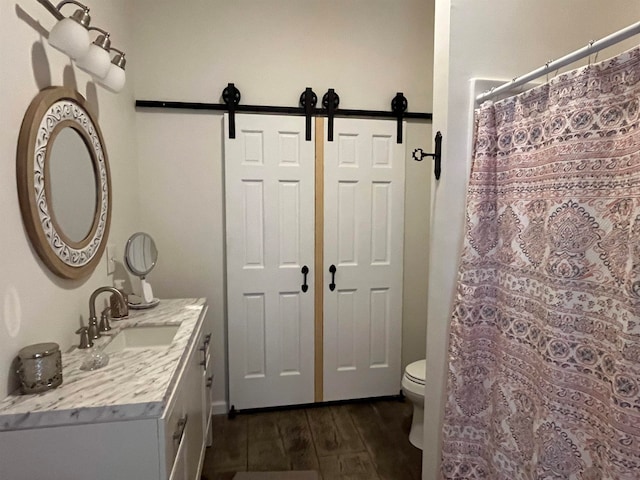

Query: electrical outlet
[[106, 243, 116, 275]]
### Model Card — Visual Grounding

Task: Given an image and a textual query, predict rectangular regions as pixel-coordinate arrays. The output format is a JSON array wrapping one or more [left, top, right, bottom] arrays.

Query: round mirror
[[48, 127, 98, 243], [124, 232, 158, 277], [16, 87, 111, 279]]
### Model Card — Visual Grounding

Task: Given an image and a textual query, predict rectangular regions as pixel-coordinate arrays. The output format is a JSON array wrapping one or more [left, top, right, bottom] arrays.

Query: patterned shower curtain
[[441, 47, 640, 480]]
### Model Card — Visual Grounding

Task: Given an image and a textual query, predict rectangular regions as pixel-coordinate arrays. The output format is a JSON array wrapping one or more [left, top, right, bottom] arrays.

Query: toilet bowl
[[402, 359, 426, 450]]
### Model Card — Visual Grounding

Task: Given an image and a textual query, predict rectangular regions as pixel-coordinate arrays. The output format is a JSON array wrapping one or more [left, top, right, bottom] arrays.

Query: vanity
[[0, 298, 212, 480]]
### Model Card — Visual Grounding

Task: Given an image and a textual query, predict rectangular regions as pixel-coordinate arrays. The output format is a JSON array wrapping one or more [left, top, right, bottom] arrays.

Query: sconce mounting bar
[[36, 0, 64, 19]]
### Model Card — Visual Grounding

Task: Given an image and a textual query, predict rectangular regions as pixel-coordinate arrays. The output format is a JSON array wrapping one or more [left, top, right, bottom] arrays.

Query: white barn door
[[225, 114, 315, 410], [323, 118, 405, 401]]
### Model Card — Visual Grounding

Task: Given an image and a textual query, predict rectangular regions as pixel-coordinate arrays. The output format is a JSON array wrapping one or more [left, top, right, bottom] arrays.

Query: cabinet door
[[323, 118, 405, 401], [225, 114, 316, 410], [203, 336, 214, 447], [185, 329, 206, 480], [169, 423, 188, 480]]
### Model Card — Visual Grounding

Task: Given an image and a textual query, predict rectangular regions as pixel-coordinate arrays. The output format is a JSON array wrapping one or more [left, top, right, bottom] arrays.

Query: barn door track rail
[[135, 83, 433, 144]]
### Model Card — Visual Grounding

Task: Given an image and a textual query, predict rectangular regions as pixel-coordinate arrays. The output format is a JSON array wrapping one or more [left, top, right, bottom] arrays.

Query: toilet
[[402, 359, 426, 449]]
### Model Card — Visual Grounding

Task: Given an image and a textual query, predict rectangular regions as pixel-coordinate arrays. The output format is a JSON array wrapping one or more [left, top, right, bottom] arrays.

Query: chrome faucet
[[88, 287, 127, 340]]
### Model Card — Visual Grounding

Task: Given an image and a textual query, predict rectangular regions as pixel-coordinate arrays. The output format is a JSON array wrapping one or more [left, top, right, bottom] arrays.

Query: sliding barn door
[[225, 114, 315, 410], [323, 118, 405, 401]]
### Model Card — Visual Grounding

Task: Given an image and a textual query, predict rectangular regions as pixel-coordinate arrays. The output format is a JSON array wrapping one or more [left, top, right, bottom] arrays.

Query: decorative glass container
[[16, 342, 62, 394]]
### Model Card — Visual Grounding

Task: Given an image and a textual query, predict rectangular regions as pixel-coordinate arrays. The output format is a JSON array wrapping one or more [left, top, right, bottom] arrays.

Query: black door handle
[[301, 265, 309, 293], [329, 264, 336, 291]]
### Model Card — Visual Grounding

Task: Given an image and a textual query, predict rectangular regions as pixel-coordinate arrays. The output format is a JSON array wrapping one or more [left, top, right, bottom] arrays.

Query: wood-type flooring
[[201, 399, 422, 480]]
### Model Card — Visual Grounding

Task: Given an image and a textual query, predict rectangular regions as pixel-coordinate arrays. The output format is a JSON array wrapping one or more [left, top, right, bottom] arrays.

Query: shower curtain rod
[[476, 20, 640, 103]]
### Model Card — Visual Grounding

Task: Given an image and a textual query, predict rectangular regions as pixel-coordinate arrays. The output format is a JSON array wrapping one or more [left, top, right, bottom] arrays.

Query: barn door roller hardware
[[135, 84, 433, 144], [412, 131, 443, 180], [222, 83, 241, 139], [322, 89, 340, 142], [391, 92, 407, 144], [299, 87, 318, 141]]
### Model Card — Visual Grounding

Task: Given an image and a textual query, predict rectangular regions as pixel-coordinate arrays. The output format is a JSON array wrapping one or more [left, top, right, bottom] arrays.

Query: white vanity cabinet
[[0, 299, 211, 480], [181, 326, 211, 480], [164, 323, 211, 480]]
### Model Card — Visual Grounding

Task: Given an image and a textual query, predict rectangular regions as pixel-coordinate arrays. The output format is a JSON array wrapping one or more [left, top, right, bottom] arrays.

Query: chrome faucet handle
[[99, 307, 112, 332], [75, 326, 93, 349], [87, 316, 100, 340]]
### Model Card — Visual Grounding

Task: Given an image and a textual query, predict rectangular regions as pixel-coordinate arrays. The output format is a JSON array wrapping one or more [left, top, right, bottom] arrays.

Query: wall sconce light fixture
[[75, 28, 111, 78], [36, 0, 127, 93], [99, 49, 126, 92], [47, 3, 90, 59]]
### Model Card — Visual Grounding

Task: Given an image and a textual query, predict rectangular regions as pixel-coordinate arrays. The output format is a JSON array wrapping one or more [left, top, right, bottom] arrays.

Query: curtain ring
[[545, 61, 552, 83]]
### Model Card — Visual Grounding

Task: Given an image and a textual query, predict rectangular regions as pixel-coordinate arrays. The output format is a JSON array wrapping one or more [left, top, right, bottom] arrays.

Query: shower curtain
[[441, 46, 640, 480]]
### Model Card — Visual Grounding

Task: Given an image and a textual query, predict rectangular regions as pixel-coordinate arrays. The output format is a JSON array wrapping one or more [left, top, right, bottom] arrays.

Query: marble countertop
[[0, 298, 207, 432]]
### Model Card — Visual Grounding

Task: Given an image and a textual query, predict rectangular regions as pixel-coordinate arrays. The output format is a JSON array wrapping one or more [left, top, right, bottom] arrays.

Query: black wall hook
[[391, 92, 408, 144], [222, 83, 241, 138], [322, 89, 340, 142], [412, 131, 443, 180], [299, 87, 317, 141]]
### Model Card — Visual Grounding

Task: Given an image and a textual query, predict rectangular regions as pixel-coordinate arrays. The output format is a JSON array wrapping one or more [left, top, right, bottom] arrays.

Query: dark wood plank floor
[[202, 399, 422, 480]]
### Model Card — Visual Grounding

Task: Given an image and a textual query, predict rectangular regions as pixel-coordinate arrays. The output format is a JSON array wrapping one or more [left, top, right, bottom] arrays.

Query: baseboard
[[211, 395, 404, 417], [211, 400, 228, 415], [228, 394, 404, 416]]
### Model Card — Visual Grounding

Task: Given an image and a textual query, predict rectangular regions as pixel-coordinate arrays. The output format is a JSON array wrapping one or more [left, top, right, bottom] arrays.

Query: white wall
[[425, 1, 640, 478], [0, 0, 140, 398], [132, 0, 435, 411]]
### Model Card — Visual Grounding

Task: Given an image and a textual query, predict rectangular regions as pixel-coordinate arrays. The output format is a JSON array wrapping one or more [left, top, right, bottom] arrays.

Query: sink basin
[[103, 325, 180, 354]]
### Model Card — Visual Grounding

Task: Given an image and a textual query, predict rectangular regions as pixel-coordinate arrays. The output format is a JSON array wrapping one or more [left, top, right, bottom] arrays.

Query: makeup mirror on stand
[[124, 232, 159, 309]]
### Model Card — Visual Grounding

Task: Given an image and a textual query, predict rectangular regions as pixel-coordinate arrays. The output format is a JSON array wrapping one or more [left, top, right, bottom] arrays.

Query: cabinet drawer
[[163, 390, 187, 477]]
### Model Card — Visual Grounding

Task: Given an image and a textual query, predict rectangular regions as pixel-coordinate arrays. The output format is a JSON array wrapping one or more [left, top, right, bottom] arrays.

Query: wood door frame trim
[[314, 117, 324, 402]]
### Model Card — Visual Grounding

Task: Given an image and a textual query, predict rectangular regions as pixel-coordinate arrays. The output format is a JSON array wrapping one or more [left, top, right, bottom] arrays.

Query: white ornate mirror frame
[[16, 87, 111, 279]]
